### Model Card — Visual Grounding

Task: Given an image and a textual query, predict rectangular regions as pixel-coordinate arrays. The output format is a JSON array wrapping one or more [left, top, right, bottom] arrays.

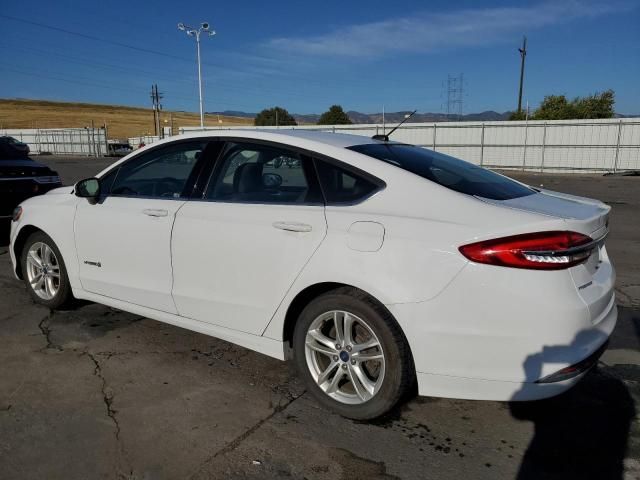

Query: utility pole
[[150, 84, 163, 138], [151, 85, 157, 136], [517, 36, 527, 114]]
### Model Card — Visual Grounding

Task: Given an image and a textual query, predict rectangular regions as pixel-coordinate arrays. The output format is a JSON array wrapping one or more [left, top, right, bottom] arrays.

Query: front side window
[[206, 143, 321, 204], [109, 141, 205, 198], [348, 143, 534, 200]]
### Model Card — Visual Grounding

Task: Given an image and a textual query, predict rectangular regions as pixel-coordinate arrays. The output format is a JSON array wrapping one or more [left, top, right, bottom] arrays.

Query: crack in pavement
[[38, 311, 63, 351], [84, 351, 133, 479], [187, 389, 307, 479], [85, 352, 121, 440]]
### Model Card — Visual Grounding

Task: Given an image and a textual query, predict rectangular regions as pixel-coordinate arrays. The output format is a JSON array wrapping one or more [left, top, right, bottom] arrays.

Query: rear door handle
[[272, 221, 313, 233], [143, 208, 168, 217]]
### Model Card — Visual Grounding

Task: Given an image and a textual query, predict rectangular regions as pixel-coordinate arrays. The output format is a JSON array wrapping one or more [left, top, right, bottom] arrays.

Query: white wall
[[1, 128, 107, 156], [181, 117, 640, 173]]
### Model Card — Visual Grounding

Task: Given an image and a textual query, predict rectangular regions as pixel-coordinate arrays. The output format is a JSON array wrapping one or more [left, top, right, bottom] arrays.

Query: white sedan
[[9, 130, 616, 419]]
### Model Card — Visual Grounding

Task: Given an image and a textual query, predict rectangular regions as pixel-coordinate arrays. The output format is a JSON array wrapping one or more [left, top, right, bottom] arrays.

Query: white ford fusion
[[9, 130, 615, 419]]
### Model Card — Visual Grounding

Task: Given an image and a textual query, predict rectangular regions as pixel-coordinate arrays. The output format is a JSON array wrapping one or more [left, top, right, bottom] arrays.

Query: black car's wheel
[[21, 231, 73, 309], [293, 287, 414, 420]]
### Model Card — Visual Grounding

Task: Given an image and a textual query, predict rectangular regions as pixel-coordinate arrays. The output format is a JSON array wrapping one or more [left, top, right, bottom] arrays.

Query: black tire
[[293, 286, 415, 420], [21, 231, 73, 309]]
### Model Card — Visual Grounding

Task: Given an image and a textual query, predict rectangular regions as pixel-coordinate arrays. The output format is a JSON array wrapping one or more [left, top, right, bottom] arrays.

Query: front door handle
[[143, 208, 168, 217], [272, 221, 312, 233]]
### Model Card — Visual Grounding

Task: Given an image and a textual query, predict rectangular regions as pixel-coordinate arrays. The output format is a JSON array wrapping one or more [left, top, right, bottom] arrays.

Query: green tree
[[573, 89, 615, 119], [532, 90, 615, 120], [532, 95, 576, 120], [318, 105, 352, 125], [254, 106, 297, 126], [508, 110, 527, 121]]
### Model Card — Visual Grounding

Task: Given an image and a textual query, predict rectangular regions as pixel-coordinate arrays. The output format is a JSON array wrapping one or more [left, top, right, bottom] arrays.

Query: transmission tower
[[446, 73, 464, 121]]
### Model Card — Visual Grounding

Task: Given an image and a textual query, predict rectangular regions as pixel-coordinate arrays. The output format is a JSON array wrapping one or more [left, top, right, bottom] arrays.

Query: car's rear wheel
[[293, 287, 414, 420], [21, 231, 73, 309]]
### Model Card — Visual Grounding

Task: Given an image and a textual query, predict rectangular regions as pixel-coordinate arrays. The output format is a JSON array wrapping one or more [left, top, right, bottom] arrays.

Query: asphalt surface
[[0, 156, 639, 479]]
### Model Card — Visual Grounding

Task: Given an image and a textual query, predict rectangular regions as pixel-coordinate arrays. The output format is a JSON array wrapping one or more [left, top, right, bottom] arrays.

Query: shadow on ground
[[511, 319, 638, 480], [0, 221, 9, 248]]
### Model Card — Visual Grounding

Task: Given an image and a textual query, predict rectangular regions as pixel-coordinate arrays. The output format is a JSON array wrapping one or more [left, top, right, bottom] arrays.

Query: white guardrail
[[181, 117, 640, 173], [1, 128, 107, 156]]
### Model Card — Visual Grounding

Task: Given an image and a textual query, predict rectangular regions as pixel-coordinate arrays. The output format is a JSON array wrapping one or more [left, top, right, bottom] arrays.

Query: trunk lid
[[479, 189, 614, 325], [479, 189, 610, 237]]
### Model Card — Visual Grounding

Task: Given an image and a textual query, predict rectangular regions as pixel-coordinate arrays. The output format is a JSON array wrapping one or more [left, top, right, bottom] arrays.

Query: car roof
[[98, 129, 403, 178], [181, 128, 388, 149]]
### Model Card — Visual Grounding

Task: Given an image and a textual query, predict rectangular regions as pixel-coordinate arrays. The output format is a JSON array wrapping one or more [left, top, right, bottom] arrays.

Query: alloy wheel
[[304, 310, 386, 404], [25, 242, 61, 300]]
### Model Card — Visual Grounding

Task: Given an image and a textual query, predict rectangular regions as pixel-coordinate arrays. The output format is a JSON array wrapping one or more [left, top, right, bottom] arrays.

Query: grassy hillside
[[0, 99, 253, 140]]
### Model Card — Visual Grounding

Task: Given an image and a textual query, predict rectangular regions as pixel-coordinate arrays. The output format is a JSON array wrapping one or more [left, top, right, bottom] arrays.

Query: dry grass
[[0, 99, 253, 140]]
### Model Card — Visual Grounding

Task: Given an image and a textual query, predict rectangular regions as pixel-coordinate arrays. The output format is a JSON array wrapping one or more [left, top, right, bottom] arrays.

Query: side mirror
[[262, 173, 282, 188], [75, 178, 101, 203]]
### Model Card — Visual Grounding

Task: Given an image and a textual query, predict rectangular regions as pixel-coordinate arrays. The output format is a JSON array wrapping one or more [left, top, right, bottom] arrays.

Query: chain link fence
[[183, 117, 640, 173], [0, 128, 107, 156]]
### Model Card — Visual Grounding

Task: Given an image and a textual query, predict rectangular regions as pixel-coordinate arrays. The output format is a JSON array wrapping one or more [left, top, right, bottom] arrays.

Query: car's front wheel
[[293, 287, 414, 420], [21, 231, 73, 309]]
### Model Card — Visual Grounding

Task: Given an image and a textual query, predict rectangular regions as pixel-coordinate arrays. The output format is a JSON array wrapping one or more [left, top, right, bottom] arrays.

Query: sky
[[1, 0, 639, 115]]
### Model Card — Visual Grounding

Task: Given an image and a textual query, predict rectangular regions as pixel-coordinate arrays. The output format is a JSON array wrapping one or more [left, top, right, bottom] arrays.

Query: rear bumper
[[387, 261, 617, 401]]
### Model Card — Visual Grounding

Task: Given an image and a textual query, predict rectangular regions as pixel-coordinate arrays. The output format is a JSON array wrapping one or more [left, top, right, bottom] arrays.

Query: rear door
[[171, 141, 327, 334]]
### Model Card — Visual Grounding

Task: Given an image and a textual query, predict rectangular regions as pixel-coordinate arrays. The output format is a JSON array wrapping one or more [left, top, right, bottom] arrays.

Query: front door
[[74, 140, 208, 313], [171, 141, 327, 334]]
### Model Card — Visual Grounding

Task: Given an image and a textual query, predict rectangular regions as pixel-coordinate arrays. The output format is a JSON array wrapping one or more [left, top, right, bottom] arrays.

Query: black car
[[0, 156, 62, 222], [0, 136, 30, 158]]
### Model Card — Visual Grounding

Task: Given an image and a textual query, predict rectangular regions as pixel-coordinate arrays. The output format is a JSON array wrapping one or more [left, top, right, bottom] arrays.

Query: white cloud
[[267, 1, 635, 57]]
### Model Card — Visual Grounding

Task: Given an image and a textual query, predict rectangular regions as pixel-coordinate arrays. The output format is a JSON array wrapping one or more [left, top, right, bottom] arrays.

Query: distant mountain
[[211, 109, 640, 124], [214, 110, 257, 118], [211, 109, 514, 124]]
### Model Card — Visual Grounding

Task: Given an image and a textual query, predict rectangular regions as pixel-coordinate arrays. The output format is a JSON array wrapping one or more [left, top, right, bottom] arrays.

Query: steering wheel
[[112, 185, 138, 196], [154, 177, 184, 197]]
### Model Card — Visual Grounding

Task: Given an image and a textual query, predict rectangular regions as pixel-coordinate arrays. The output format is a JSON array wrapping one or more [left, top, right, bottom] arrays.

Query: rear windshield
[[348, 143, 534, 200]]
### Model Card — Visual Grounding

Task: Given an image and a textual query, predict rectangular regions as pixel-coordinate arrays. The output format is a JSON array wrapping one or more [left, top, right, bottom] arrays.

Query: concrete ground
[[0, 156, 639, 479]]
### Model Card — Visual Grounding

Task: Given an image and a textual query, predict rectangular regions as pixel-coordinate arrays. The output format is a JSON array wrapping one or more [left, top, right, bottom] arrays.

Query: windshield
[[348, 143, 535, 200]]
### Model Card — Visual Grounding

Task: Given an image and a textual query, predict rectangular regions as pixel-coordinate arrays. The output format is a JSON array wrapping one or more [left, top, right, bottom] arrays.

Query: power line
[[0, 13, 444, 97], [0, 42, 379, 107], [0, 13, 190, 63], [0, 66, 258, 110]]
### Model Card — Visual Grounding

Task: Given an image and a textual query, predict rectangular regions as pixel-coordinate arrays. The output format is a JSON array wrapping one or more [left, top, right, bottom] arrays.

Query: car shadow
[[0, 221, 10, 248], [509, 330, 635, 480]]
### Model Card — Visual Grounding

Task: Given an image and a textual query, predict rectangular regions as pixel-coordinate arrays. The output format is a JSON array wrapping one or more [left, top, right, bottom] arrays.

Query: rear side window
[[348, 144, 534, 200], [314, 159, 379, 204], [206, 142, 322, 204]]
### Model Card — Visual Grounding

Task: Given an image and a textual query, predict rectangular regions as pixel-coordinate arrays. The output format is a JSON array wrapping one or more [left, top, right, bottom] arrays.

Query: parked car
[[8, 130, 615, 419], [0, 136, 30, 158], [0, 156, 61, 224], [107, 141, 133, 157]]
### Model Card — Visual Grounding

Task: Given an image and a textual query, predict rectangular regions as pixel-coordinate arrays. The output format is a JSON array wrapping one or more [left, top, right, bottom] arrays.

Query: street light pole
[[178, 22, 216, 129], [195, 32, 204, 128]]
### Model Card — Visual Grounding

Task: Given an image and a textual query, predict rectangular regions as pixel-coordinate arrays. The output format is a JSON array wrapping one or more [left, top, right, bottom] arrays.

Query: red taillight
[[459, 231, 594, 270]]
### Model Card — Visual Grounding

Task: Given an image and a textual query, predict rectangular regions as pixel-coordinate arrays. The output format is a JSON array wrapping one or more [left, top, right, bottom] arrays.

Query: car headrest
[[233, 163, 263, 193]]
